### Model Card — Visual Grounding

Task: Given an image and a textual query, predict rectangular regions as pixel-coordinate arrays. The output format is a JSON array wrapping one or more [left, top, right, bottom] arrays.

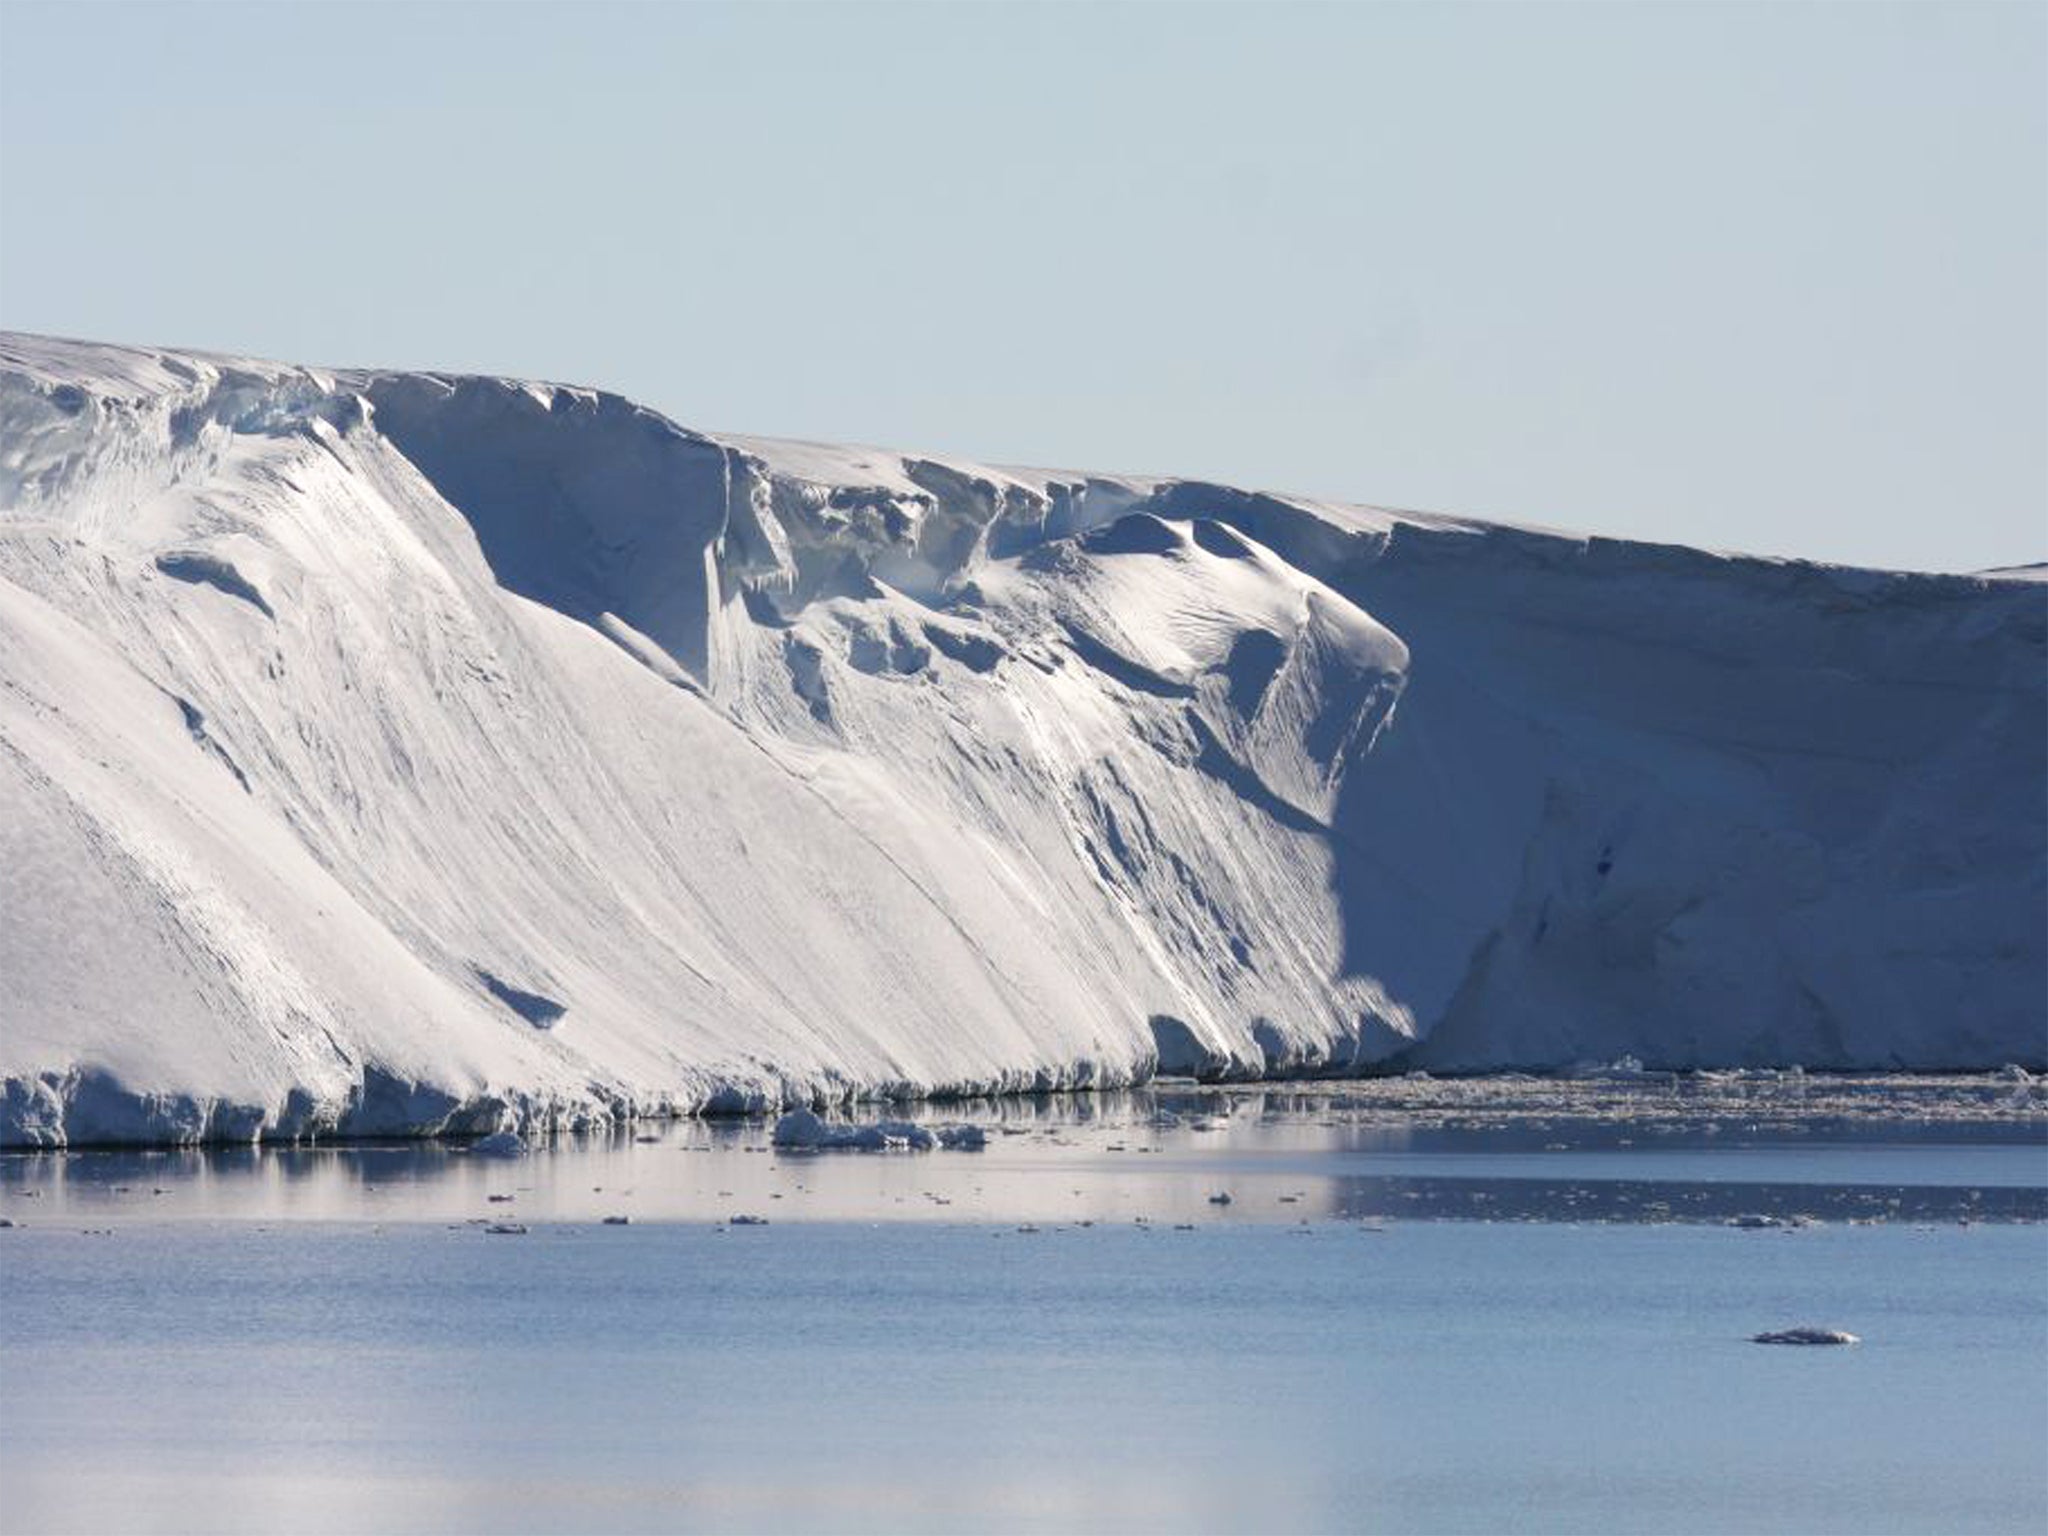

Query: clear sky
[[1, 1, 2041, 573]]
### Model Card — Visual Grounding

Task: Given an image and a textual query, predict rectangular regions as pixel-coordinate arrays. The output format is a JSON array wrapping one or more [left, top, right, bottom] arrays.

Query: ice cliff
[[2, 334, 2041, 1145]]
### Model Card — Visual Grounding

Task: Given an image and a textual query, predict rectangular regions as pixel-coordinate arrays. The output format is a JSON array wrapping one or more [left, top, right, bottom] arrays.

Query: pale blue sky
[[1, 1, 2041, 572]]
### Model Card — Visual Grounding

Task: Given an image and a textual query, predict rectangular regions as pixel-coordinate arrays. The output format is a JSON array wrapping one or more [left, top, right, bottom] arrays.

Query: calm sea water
[[3, 1082, 2043, 1535]]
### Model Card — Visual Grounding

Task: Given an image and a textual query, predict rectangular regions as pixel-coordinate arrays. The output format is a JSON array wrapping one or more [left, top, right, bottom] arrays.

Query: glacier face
[[0, 334, 2041, 1146]]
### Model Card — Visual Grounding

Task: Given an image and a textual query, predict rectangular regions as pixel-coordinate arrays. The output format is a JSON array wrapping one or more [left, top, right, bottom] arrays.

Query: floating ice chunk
[[1752, 1327, 1859, 1346], [771, 1109, 983, 1151], [770, 1109, 916, 1149], [471, 1132, 527, 1158], [770, 1108, 842, 1148], [1565, 1055, 1647, 1080]]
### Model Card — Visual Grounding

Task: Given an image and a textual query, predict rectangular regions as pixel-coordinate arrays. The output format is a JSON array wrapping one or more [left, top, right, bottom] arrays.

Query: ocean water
[[2, 1082, 2043, 1535]]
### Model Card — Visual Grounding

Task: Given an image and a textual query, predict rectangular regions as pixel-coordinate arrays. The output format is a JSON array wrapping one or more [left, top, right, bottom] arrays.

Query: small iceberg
[[1752, 1327, 1859, 1346], [470, 1132, 527, 1159], [1564, 1054, 1652, 1080], [771, 1109, 986, 1152]]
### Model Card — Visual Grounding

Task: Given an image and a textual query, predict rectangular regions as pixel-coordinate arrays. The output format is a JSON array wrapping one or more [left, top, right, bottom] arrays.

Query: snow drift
[[0, 334, 2041, 1146]]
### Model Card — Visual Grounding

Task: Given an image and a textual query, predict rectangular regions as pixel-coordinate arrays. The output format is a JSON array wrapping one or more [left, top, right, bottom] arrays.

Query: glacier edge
[[1, 331, 2041, 1146]]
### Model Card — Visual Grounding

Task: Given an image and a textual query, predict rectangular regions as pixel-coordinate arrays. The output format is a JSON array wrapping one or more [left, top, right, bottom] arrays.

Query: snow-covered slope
[[1, 334, 2041, 1145]]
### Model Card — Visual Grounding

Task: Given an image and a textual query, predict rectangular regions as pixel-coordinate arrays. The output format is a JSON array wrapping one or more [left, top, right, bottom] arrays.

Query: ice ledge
[[0, 1054, 1155, 1150], [15, 1047, 2042, 1150]]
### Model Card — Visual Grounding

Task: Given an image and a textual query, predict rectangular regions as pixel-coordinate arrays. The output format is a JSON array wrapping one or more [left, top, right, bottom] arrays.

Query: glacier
[[0, 332, 2040, 1147]]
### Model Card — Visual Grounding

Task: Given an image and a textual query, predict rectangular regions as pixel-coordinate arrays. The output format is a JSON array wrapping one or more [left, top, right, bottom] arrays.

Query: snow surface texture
[[0, 334, 2041, 1147]]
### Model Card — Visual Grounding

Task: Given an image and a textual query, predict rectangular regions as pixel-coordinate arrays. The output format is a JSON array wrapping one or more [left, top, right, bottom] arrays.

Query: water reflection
[[2, 1078, 2040, 1228], [6, 1217, 2046, 1536]]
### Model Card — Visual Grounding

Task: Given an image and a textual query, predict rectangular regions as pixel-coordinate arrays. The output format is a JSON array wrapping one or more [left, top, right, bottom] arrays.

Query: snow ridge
[[1, 333, 2041, 1146]]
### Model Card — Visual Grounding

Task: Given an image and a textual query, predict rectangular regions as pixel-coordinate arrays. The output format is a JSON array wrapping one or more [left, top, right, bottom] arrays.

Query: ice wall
[[1, 333, 2040, 1145]]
